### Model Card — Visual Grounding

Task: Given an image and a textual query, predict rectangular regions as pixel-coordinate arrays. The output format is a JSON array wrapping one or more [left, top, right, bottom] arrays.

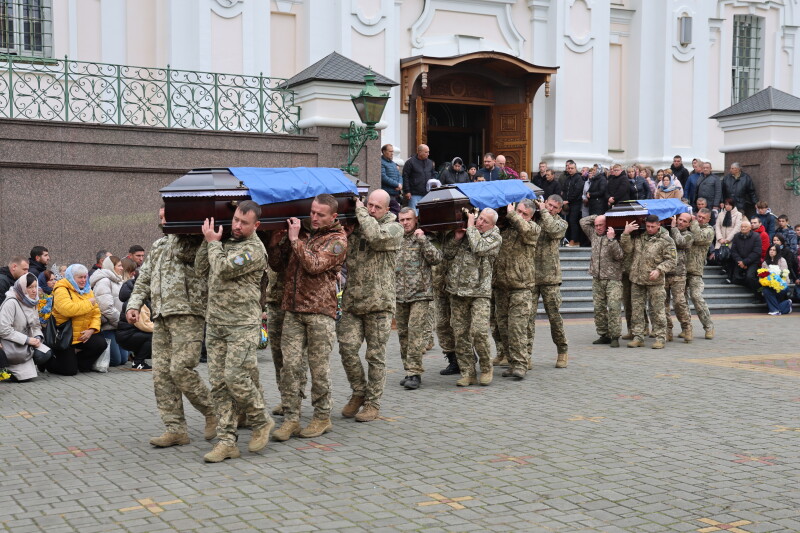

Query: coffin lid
[[418, 185, 469, 204], [160, 168, 244, 194], [521, 180, 545, 198]]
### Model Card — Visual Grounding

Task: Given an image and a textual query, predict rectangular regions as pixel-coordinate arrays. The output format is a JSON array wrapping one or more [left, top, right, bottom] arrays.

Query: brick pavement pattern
[[2, 313, 800, 532]]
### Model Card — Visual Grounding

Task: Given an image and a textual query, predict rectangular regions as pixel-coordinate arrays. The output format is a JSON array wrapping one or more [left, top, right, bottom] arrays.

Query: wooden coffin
[[417, 186, 475, 232], [160, 168, 361, 234], [605, 201, 673, 236]]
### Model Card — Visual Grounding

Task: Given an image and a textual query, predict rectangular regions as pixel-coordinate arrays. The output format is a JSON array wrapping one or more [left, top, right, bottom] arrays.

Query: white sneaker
[[768, 310, 781, 316]]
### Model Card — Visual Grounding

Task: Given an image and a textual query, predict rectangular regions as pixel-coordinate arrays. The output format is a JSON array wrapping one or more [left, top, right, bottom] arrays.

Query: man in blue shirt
[[476, 152, 501, 181], [380, 144, 402, 215]]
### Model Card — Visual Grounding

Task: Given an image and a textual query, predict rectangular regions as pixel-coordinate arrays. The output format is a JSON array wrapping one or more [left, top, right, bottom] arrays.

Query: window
[[731, 15, 762, 104], [0, 0, 52, 58]]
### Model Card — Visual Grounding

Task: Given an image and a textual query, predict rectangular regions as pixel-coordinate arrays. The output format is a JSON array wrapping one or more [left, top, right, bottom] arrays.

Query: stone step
[[556, 284, 757, 299]]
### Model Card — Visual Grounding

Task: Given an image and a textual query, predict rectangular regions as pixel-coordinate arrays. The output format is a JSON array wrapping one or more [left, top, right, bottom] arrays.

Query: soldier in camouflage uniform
[[267, 194, 348, 442], [665, 213, 694, 342], [620, 215, 677, 349], [579, 214, 624, 347], [395, 207, 442, 390], [431, 240, 458, 375], [493, 200, 540, 379], [338, 190, 404, 422], [445, 209, 502, 386], [196, 201, 274, 462], [531, 196, 570, 368], [127, 210, 216, 450], [686, 208, 715, 339]]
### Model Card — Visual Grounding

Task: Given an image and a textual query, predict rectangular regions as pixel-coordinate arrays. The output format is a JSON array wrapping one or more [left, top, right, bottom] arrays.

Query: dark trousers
[[566, 203, 582, 243], [729, 262, 759, 294], [116, 330, 152, 365], [46, 333, 107, 376]]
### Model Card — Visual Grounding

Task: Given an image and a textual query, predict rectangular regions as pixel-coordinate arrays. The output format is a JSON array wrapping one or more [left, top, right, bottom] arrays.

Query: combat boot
[[439, 353, 459, 375], [527, 358, 533, 370], [592, 336, 612, 344], [355, 404, 379, 422], [426, 340, 435, 352], [677, 331, 685, 339], [204, 415, 218, 440], [501, 368, 514, 377], [555, 353, 568, 368], [683, 326, 693, 343], [621, 332, 633, 340], [492, 355, 509, 366], [204, 442, 240, 463], [511, 368, 526, 380], [609, 338, 620, 348], [404, 375, 421, 390], [666, 329, 673, 342], [627, 338, 644, 348], [248, 419, 275, 452], [272, 404, 284, 416], [272, 420, 301, 441], [300, 417, 332, 438], [651, 339, 665, 349], [341, 395, 365, 418], [150, 432, 190, 448], [456, 372, 477, 387], [479, 367, 493, 386], [704, 327, 714, 340]]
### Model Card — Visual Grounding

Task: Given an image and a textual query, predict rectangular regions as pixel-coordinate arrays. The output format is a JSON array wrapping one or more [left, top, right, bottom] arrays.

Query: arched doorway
[[400, 52, 557, 174]]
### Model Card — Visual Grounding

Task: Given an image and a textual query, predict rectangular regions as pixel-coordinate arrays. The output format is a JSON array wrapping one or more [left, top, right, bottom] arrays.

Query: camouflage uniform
[[395, 228, 442, 376], [128, 234, 214, 435], [531, 210, 569, 355], [196, 233, 271, 445], [686, 220, 714, 331], [264, 268, 307, 400], [620, 227, 677, 343], [432, 259, 454, 353], [580, 216, 624, 339], [338, 207, 403, 409], [445, 225, 502, 378], [665, 226, 693, 333], [493, 209, 540, 371]]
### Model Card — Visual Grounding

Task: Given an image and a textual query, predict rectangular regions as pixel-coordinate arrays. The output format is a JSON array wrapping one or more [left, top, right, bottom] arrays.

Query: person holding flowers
[[758, 244, 793, 316]]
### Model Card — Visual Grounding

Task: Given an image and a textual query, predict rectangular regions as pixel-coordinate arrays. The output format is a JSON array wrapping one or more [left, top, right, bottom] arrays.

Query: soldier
[[267, 194, 348, 441], [686, 208, 715, 339], [579, 214, 624, 347], [127, 208, 217, 449], [196, 201, 274, 462], [620, 215, 677, 349], [665, 213, 694, 342], [493, 200, 540, 379], [338, 190, 404, 422], [395, 207, 442, 390], [445, 208, 502, 386], [432, 238, 458, 375], [531, 196, 570, 368]]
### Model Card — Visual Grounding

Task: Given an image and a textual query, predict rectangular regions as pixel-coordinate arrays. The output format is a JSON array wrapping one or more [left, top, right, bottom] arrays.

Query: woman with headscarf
[[46, 264, 105, 376], [0, 273, 44, 381], [90, 256, 129, 367], [439, 157, 470, 184], [37, 270, 56, 326], [654, 172, 683, 199]]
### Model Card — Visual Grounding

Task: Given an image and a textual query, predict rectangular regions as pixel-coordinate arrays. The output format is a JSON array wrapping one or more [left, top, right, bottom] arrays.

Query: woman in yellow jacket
[[46, 264, 106, 375]]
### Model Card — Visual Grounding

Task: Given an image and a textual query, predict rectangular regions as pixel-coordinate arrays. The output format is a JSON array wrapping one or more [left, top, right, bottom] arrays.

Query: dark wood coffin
[[417, 186, 475, 231], [605, 201, 673, 236], [160, 168, 361, 234]]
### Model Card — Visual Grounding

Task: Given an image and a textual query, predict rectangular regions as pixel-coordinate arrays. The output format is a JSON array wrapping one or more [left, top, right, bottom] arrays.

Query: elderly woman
[[46, 264, 105, 376], [0, 273, 44, 381], [90, 256, 129, 367], [654, 172, 683, 199]]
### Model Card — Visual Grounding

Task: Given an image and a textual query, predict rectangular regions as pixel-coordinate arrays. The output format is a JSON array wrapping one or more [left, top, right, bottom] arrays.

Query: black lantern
[[340, 70, 390, 176]]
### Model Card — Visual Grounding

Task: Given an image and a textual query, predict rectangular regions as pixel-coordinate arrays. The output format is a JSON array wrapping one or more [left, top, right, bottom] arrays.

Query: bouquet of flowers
[[757, 264, 789, 292], [0, 369, 10, 381], [498, 167, 520, 180]]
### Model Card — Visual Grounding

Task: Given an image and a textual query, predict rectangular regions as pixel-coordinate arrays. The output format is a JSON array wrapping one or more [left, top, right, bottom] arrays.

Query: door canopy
[[399, 51, 558, 113]]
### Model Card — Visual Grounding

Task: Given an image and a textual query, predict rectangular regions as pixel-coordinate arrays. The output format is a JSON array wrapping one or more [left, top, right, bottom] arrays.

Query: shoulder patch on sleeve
[[232, 252, 252, 267], [330, 241, 346, 255]]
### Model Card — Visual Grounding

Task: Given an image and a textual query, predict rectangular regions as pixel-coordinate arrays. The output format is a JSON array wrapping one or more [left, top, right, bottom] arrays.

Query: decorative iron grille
[[731, 15, 762, 105], [0, 54, 301, 134], [0, 0, 53, 58], [787, 146, 800, 196]]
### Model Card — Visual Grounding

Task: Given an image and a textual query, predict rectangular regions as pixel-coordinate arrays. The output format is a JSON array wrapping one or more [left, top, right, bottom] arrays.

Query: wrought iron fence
[[0, 54, 300, 134]]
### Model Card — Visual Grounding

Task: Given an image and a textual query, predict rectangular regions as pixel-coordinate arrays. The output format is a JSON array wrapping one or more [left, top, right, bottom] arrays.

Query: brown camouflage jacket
[[445, 226, 502, 298], [687, 220, 714, 276], [342, 207, 404, 314], [263, 267, 284, 306], [494, 209, 541, 290], [667, 226, 694, 278], [534, 210, 568, 286], [395, 229, 443, 303], [620, 227, 677, 286], [580, 215, 624, 281], [268, 219, 347, 320]]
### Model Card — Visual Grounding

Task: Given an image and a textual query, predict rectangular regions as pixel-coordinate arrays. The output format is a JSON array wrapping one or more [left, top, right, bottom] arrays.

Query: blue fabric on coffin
[[637, 199, 691, 221], [228, 167, 358, 205], [454, 180, 538, 210]]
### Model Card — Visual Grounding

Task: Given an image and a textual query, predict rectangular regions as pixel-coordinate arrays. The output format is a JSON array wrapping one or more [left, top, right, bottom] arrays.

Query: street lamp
[[340, 70, 390, 176]]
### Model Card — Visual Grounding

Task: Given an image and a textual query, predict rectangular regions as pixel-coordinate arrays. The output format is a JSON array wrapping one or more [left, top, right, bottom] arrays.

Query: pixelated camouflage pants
[[337, 311, 393, 408], [530, 284, 568, 355], [494, 288, 531, 371], [424, 302, 434, 350], [592, 279, 623, 339], [490, 291, 506, 360], [280, 312, 335, 423], [630, 283, 667, 342], [267, 303, 307, 400], [665, 275, 692, 331], [449, 295, 492, 377], [206, 324, 270, 445], [395, 300, 430, 376], [152, 315, 214, 434], [434, 290, 454, 353], [686, 274, 713, 330], [623, 273, 650, 333]]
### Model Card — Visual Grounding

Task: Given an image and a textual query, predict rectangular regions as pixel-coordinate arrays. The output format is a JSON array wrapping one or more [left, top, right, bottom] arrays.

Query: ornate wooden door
[[489, 103, 531, 174], [415, 95, 427, 147]]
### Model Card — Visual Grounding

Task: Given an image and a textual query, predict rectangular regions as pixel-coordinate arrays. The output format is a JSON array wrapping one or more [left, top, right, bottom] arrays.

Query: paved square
[[2, 313, 800, 532]]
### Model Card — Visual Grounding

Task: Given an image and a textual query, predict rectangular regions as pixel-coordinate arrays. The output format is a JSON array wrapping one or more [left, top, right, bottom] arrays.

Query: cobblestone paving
[[2, 313, 800, 532]]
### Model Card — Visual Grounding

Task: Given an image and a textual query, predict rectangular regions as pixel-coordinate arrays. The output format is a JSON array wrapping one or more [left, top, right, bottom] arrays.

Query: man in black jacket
[[728, 220, 761, 295], [670, 155, 690, 189], [605, 164, 630, 209], [402, 144, 435, 211], [27, 246, 49, 278], [722, 162, 758, 219], [0, 256, 29, 306], [561, 161, 584, 246]]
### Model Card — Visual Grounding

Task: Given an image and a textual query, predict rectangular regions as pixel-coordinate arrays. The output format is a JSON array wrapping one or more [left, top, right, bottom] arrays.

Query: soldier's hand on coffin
[[466, 212, 475, 228], [649, 269, 660, 281], [608, 196, 615, 205], [454, 229, 466, 240], [414, 229, 425, 240], [287, 217, 301, 242], [126, 309, 139, 324], [355, 198, 364, 209], [268, 229, 286, 247], [606, 227, 615, 240], [623, 221, 638, 234], [671, 215, 677, 226], [405, 193, 411, 200], [202, 217, 223, 242], [507, 203, 514, 212], [534, 199, 545, 211]]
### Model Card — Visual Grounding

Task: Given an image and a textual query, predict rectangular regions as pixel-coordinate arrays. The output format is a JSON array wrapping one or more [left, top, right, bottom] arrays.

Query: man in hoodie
[[27, 246, 49, 278], [0, 257, 29, 306]]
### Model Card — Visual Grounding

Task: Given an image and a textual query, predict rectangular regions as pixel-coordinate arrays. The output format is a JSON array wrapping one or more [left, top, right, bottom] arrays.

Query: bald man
[[402, 144, 436, 211], [338, 189, 404, 422]]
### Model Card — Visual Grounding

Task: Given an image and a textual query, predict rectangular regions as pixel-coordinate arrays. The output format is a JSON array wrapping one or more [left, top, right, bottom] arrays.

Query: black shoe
[[399, 376, 408, 386], [592, 336, 612, 345], [199, 354, 207, 363], [132, 362, 152, 371], [404, 375, 421, 390], [439, 353, 459, 375]]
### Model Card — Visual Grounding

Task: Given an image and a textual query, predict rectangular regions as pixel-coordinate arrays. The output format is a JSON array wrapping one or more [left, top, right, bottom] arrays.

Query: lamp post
[[340, 70, 390, 176]]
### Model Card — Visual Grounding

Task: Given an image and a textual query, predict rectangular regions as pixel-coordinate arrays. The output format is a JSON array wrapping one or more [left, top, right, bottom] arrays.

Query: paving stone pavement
[[2, 313, 800, 532]]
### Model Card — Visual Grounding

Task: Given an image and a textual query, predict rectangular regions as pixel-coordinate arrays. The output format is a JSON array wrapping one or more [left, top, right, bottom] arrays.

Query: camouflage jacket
[[395, 229, 442, 303], [342, 207, 404, 314], [196, 232, 267, 326], [620, 227, 677, 286], [128, 234, 207, 319], [580, 215, 624, 281], [667, 226, 694, 278], [444, 226, 502, 298], [687, 220, 714, 276], [263, 267, 284, 306], [534, 210, 568, 286], [494, 209, 541, 290], [430, 232, 451, 296]]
